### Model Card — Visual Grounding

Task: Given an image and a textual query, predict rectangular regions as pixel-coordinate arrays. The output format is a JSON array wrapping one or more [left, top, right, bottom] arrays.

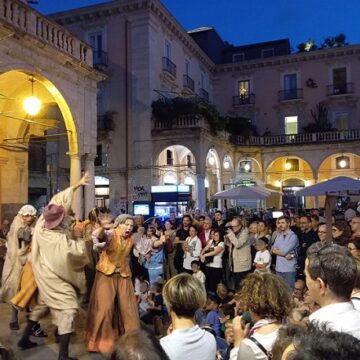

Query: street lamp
[[285, 159, 292, 171], [208, 155, 215, 166], [338, 157, 348, 169], [23, 76, 42, 116], [223, 155, 230, 169], [244, 162, 251, 172]]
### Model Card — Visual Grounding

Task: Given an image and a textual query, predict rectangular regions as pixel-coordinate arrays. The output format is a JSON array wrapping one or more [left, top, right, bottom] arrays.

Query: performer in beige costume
[[0, 205, 37, 329], [20, 173, 90, 360]]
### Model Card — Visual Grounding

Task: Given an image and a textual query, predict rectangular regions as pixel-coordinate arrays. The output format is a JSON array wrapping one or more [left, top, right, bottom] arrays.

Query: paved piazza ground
[[0, 303, 104, 360]]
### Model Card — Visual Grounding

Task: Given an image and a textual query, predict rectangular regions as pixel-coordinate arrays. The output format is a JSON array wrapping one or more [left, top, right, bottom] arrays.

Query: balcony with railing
[[199, 88, 209, 101], [233, 129, 360, 146], [0, 0, 92, 65], [327, 83, 354, 96], [278, 88, 303, 101], [233, 94, 256, 106], [162, 57, 177, 78], [183, 74, 195, 91], [93, 50, 108, 68], [152, 114, 209, 130]]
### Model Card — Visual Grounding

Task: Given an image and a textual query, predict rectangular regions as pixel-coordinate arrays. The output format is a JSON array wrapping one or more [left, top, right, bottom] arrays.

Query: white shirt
[[160, 325, 216, 360], [183, 236, 202, 270], [206, 241, 225, 268], [254, 250, 271, 274], [230, 329, 279, 360], [309, 301, 360, 339], [193, 270, 206, 285]]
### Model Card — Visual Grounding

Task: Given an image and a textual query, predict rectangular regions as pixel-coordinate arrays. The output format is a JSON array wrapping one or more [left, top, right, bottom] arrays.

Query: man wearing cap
[[0, 205, 37, 330], [29, 173, 90, 360], [85, 213, 140, 353]]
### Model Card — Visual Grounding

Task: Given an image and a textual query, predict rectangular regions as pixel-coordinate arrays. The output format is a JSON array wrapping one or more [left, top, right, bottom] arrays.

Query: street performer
[[29, 172, 90, 360], [0, 205, 37, 330], [85, 213, 140, 353]]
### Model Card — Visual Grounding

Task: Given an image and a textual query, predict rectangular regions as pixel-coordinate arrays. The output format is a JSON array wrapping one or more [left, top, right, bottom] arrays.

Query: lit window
[[284, 116, 298, 135]]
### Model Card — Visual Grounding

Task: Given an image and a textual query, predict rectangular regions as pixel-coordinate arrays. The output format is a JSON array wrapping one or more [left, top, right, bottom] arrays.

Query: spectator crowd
[[1, 200, 360, 360]]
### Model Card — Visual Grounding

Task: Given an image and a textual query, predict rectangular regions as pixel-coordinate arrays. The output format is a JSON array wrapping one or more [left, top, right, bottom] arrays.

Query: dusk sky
[[34, 0, 360, 51]]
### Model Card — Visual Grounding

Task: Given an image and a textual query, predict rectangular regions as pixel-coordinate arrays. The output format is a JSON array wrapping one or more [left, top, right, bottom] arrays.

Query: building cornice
[[51, 0, 215, 72], [215, 45, 360, 74]]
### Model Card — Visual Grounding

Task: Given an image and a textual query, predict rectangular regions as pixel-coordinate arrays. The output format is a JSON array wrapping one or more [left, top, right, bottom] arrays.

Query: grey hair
[[114, 214, 133, 227]]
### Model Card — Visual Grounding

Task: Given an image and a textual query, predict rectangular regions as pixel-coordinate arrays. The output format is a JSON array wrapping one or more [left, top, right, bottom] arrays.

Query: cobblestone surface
[[0, 303, 104, 360]]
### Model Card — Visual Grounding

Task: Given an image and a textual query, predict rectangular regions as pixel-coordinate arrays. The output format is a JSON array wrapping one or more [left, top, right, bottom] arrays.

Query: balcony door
[[283, 74, 297, 99], [284, 115, 298, 135], [333, 67, 347, 94], [89, 32, 103, 64]]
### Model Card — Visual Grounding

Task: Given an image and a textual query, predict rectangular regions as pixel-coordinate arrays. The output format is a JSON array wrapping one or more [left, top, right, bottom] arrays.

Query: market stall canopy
[[213, 185, 281, 200], [295, 176, 360, 197]]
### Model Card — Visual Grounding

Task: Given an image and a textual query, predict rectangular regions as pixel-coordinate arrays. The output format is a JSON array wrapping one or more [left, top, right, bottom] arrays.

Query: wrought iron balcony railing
[[278, 88, 303, 101], [162, 57, 177, 77], [233, 94, 256, 106]]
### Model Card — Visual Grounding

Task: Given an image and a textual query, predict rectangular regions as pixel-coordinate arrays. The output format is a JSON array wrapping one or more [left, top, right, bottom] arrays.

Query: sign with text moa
[[132, 185, 151, 201]]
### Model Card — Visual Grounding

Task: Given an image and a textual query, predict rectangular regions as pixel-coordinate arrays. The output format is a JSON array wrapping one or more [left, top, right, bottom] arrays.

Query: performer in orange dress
[[85, 214, 140, 353]]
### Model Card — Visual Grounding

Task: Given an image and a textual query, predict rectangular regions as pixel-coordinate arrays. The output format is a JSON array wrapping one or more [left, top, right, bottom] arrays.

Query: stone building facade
[[48, 0, 360, 213], [0, 0, 103, 220]]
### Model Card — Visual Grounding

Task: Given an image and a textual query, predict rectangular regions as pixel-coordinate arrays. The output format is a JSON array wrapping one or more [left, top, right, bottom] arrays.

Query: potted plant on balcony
[[151, 97, 223, 134], [224, 116, 259, 143], [303, 102, 333, 133]]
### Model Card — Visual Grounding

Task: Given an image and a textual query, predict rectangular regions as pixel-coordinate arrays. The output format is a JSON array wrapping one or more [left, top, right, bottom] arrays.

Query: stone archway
[[0, 70, 82, 218]]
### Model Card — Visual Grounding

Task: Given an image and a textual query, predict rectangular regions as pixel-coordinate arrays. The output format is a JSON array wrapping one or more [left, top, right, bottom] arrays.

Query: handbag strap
[[248, 336, 270, 359]]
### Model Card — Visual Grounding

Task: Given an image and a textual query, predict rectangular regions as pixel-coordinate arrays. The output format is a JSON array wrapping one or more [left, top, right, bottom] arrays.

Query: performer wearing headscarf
[[0, 205, 37, 330], [85, 213, 140, 353], [27, 173, 90, 360]]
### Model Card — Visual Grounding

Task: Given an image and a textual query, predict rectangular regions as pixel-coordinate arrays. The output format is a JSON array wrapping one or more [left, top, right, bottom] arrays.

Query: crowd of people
[[1, 180, 360, 359]]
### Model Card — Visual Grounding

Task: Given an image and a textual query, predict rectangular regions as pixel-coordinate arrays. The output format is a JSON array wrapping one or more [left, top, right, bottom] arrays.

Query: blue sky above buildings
[[35, 0, 360, 51]]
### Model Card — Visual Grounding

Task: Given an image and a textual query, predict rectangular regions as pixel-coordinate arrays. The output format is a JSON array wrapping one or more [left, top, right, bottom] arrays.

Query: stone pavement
[[0, 303, 104, 360]]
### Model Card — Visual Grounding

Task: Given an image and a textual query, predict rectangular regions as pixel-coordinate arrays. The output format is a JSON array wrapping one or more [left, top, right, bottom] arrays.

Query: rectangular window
[[334, 112, 349, 131], [238, 80, 250, 97], [166, 150, 173, 165], [284, 116, 298, 135], [232, 53, 245, 62], [185, 60, 190, 76], [200, 72, 206, 89], [283, 73, 297, 100], [164, 40, 171, 59], [333, 67, 347, 94], [89, 32, 102, 52], [261, 48, 274, 58], [95, 145, 103, 167]]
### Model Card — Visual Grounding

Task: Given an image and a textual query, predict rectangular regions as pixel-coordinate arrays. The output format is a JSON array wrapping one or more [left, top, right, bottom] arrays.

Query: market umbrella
[[213, 185, 281, 200], [296, 176, 360, 242]]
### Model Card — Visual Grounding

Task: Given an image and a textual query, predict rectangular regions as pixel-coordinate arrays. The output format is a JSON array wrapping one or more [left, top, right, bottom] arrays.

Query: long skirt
[[85, 271, 140, 354]]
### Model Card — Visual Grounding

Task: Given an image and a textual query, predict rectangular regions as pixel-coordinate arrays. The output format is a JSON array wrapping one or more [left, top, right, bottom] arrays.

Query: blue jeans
[[276, 271, 296, 290]]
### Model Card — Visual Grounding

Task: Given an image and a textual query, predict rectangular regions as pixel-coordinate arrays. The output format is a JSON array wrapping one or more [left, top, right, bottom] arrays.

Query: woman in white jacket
[[182, 225, 202, 273]]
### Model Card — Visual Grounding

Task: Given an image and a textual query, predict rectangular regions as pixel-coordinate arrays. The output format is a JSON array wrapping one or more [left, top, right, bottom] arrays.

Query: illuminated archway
[[0, 70, 80, 217], [318, 152, 360, 181]]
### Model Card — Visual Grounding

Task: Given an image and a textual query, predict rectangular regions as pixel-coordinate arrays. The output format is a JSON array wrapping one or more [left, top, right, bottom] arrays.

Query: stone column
[[70, 154, 83, 219], [84, 153, 96, 217], [196, 173, 206, 212]]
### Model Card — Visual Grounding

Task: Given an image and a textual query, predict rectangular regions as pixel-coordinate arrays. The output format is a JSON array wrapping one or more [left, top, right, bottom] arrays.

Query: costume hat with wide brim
[[43, 204, 65, 230]]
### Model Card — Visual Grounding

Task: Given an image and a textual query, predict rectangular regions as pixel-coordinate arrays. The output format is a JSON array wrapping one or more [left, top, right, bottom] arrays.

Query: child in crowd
[[253, 236, 271, 274], [205, 294, 221, 337], [191, 260, 206, 287], [136, 280, 150, 316], [140, 282, 164, 325], [216, 283, 233, 304]]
